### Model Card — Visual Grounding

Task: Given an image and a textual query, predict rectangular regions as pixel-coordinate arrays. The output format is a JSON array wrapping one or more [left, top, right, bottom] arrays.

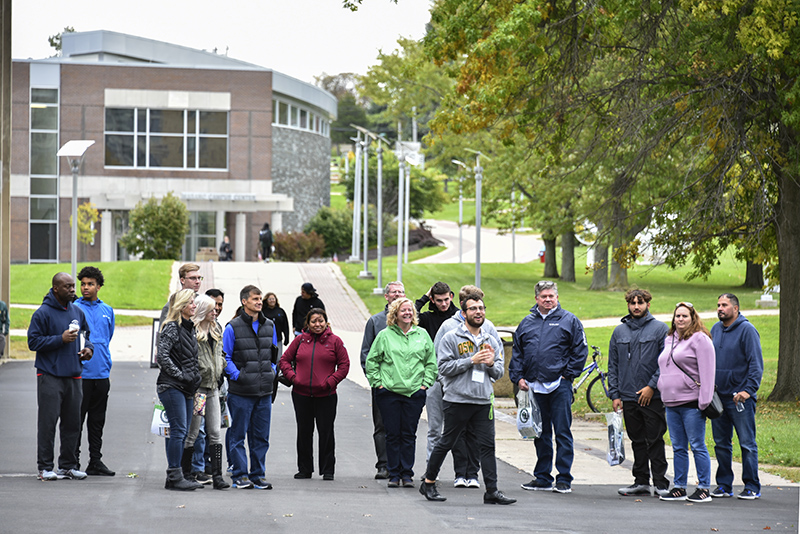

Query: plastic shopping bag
[[606, 410, 625, 466], [151, 403, 170, 438], [517, 387, 542, 439]]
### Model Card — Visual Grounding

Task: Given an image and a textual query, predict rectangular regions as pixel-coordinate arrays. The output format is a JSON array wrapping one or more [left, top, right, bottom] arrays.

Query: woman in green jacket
[[366, 297, 437, 488]]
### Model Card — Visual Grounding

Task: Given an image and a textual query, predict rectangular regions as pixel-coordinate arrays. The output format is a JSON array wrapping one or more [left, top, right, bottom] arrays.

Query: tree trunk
[[589, 242, 608, 290], [543, 234, 559, 279], [560, 231, 576, 282], [609, 253, 629, 290], [743, 261, 764, 289], [770, 169, 800, 401]]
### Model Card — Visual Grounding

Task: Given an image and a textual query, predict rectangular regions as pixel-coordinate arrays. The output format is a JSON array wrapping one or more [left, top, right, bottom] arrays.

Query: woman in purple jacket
[[657, 302, 716, 503], [280, 308, 350, 481]]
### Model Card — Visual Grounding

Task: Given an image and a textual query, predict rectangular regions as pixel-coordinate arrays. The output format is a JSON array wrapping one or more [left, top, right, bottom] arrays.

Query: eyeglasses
[[675, 301, 693, 308], [466, 306, 486, 312], [184, 276, 204, 281]]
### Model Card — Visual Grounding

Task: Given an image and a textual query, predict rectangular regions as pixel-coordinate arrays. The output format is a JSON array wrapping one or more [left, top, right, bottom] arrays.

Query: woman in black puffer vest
[[157, 289, 202, 491]]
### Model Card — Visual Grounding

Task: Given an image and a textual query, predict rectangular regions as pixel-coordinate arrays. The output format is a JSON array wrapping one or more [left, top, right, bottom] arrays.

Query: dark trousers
[[370, 388, 388, 470], [426, 402, 498, 492], [374, 388, 426, 480], [78, 378, 110, 466], [533, 380, 574, 485], [291, 391, 338, 475], [622, 398, 669, 488], [37, 373, 82, 471]]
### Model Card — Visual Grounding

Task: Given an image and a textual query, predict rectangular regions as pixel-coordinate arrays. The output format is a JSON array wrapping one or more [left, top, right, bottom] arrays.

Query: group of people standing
[[27, 263, 763, 505], [608, 290, 763, 503]]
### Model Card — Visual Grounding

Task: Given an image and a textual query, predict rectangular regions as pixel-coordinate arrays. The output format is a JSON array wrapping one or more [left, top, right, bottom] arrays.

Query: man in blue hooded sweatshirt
[[710, 293, 764, 500], [28, 272, 94, 481]]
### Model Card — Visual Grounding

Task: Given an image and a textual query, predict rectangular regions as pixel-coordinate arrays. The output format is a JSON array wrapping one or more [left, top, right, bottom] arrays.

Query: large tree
[[423, 0, 800, 400], [119, 192, 189, 260]]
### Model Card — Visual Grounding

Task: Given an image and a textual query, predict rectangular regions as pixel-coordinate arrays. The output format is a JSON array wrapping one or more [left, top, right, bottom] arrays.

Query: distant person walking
[[219, 236, 233, 262], [0, 298, 9, 357], [259, 223, 273, 262], [263, 292, 290, 351], [292, 283, 325, 337], [280, 308, 349, 481], [710, 293, 764, 500]]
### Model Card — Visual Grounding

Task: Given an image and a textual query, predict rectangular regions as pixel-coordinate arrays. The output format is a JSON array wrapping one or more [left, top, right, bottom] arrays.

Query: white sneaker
[[454, 477, 467, 488], [38, 470, 63, 481], [466, 478, 480, 489], [57, 468, 87, 480]]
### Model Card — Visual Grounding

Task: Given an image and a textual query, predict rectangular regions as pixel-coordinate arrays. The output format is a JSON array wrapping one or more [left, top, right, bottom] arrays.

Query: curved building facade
[[10, 30, 336, 263]]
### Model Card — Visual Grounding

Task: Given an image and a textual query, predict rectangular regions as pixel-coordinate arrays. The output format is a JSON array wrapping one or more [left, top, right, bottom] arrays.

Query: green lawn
[[330, 183, 348, 211], [9, 307, 153, 330], [10, 261, 173, 310]]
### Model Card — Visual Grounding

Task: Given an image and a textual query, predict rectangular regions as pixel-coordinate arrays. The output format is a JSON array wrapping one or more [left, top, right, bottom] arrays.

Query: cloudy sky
[[11, 0, 432, 83]]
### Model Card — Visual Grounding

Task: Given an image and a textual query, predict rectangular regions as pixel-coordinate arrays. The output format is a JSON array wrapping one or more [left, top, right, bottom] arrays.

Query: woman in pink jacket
[[280, 308, 350, 481], [657, 302, 716, 503]]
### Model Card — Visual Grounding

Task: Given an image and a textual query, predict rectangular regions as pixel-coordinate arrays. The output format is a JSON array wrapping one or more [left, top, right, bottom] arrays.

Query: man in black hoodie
[[608, 289, 670, 498], [415, 282, 459, 341], [28, 273, 94, 481]]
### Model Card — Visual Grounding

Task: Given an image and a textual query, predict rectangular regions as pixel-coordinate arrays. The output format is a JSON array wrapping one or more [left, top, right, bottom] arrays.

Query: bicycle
[[572, 345, 613, 413]]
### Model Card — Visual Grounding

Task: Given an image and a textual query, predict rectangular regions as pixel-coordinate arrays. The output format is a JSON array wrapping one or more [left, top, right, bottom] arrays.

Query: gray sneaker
[[57, 468, 87, 480], [618, 483, 651, 496], [38, 469, 63, 481]]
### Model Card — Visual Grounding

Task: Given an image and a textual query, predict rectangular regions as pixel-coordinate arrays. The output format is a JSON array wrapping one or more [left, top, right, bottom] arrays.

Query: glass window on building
[[30, 87, 60, 263], [183, 211, 217, 261]]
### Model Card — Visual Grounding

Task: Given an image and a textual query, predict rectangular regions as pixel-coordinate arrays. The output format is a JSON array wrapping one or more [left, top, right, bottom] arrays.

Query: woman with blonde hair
[[366, 297, 437, 488], [183, 294, 229, 489], [157, 289, 202, 491], [657, 302, 716, 503]]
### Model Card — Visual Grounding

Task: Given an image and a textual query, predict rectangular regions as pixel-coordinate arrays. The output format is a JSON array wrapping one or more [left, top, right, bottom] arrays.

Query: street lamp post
[[464, 149, 490, 288], [348, 133, 362, 263], [57, 140, 95, 281], [451, 159, 468, 264], [373, 138, 386, 294], [359, 135, 373, 279]]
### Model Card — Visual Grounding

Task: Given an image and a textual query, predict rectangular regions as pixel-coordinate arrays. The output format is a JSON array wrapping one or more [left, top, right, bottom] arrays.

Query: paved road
[[1, 360, 797, 534]]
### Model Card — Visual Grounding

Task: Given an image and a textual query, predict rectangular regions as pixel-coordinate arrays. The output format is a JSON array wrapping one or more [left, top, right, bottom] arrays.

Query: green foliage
[[118, 192, 189, 260], [273, 231, 326, 261], [305, 207, 353, 256], [69, 202, 100, 245], [331, 93, 369, 145]]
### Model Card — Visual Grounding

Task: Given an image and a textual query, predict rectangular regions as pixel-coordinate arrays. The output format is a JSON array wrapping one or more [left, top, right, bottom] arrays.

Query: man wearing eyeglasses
[[510, 280, 588, 494], [608, 289, 670, 498], [420, 293, 516, 505]]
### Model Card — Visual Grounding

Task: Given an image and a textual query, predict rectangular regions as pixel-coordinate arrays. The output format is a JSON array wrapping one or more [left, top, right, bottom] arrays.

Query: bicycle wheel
[[586, 374, 613, 413]]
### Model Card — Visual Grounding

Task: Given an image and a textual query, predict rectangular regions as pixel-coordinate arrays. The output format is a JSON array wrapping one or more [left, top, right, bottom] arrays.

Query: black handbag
[[669, 338, 724, 419]]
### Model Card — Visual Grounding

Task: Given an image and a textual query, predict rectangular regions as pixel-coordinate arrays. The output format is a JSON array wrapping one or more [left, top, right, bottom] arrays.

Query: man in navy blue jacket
[[710, 293, 764, 500], [28, 273, 94, 481], [510, 281, 587, 494]]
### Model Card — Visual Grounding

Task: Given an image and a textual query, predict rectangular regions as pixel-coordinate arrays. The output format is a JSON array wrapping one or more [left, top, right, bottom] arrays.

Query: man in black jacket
[[223, 285, 278, 490], [608, 289, 670, 498], [415, 282, 458, 341]]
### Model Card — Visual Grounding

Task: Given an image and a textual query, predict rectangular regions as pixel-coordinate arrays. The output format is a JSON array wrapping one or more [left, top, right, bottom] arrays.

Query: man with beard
[[419, 293, 516, 505], [710, 293, 763, 500], [608, 289, 670, 497]]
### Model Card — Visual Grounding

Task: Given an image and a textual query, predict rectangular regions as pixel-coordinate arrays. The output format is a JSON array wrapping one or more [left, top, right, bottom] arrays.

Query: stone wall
[[271, 127, 330, 232]]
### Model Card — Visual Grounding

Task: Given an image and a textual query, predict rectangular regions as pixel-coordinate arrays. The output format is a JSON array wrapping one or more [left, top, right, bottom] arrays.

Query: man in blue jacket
[[510, 280, 587, 494], [28, 272, 94, 481], [608, 289, 670, 497], [710, 293, 764, 500], [74, 266, 116, 476]]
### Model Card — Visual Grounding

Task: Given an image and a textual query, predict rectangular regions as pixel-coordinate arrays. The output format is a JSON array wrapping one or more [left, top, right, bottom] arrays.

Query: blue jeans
[[665, 405, 711, 489], [374, 388, 426, 480], [158, 387, 193, 469], [227, 393, 272, 479], [711, 396, 760, 493], [533, 379, 574, 485]]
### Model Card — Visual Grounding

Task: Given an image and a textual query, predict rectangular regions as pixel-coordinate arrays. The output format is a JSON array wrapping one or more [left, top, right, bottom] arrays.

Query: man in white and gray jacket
[[420, 292, 515, 505]]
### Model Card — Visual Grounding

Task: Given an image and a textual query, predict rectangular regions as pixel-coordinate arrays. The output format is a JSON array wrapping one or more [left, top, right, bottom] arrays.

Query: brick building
[[11, 30, 336, 263]]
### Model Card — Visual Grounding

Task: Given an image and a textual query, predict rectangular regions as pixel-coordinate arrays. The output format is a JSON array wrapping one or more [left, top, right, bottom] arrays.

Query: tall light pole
[[465, 149, 490, 288], [372, 136, 387, 294], [396, 149, 405, 282], [359, 135, 373, 278], [452, 159, 468, 264], [348, 133, 362, 263], [511, 188, 517, 264], [57, 140, 95, 281]]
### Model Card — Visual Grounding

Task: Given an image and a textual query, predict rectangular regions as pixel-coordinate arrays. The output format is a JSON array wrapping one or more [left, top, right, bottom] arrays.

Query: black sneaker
[[252, 478, 273, 490], [85, 461, 115, 477], [687, 488, 712, 503], [231, 477, 254, 489], [737, 489, 761, 500], [710, 486, 733, 498], [195, 472, 212, 485], [659, 487, 687, 501], [618, 483, 651, 496], [553, 482, 572, 494], [521, 479, 553, 491]]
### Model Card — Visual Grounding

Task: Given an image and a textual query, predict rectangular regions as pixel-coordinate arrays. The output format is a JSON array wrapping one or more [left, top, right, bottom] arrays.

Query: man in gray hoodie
[[608, 289, 670, 497], [420, 293, 515, 505]]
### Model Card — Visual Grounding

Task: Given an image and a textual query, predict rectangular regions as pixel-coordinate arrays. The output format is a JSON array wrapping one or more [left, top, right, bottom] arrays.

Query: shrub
[[305, 207, 352, 256], [273, 231, 326, 261]]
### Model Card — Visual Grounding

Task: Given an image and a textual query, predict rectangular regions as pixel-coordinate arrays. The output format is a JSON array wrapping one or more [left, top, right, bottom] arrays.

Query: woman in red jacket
[[280, 308, 350, 480]]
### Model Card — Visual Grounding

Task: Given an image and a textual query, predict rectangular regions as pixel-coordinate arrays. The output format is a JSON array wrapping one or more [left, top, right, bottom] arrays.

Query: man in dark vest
[[223, 285, 278, 490]]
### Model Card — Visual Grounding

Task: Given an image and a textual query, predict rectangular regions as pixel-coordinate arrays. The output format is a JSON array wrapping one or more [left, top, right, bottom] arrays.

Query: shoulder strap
[[669, 337, 701, 387]]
